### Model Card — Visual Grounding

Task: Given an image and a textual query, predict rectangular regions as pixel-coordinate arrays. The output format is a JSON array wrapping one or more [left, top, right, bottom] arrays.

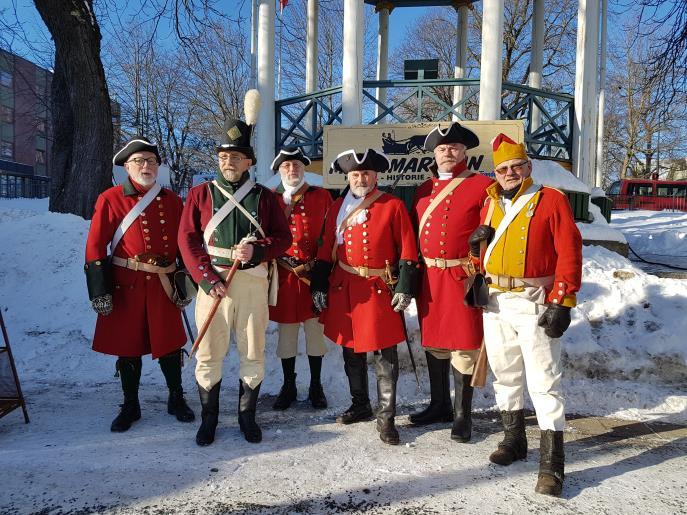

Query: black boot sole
[[409, 411, 454, 426], [336, 410, 374, 425]]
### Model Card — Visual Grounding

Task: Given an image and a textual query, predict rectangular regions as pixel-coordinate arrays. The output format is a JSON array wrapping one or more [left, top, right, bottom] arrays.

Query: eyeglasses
[[219, 155, 247, 163], [495, 161, 529, 174], [126, 157, 159, 167]]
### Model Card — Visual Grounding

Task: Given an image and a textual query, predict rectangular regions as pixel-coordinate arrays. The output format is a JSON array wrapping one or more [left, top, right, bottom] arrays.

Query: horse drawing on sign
[[381, 131, 427, 155]]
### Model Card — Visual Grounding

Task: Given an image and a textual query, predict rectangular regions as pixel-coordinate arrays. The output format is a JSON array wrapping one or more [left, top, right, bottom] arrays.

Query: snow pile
[[611, 210, 687, 257], [0, 199, 685, 423], [531, 159, 591, 194]]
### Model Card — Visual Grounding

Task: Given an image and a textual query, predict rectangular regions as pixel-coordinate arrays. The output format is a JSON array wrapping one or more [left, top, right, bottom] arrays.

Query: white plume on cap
[[244, 89, 261, 126]]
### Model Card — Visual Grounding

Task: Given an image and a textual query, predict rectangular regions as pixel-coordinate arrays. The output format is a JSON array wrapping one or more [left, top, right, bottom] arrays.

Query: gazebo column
[[595, 0, 608, 187], [529, 0, 545, 132], [342, 0, 364, 126], [256, 0, 275, 183], [478, 0, 505, 120], [573, 0, 600, 187], [375, 3, 392, 121], [305, 0, 319, 154], [452, 3, 469, 121]]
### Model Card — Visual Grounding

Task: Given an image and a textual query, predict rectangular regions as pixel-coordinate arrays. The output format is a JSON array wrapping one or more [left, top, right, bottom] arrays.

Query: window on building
[[35, 149, 45, 164], [0, 70, 11, 88], [0, 140, 12, 159], [0, 105, 11, 123]]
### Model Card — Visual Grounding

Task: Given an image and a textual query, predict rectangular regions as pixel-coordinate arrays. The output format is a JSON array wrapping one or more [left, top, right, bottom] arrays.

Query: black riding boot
[[159, 350, 195, 422], [336, 347, 373, 424], [535, 430, 565, 497], [111, 357, 142, 432], [273, 357, 298, 411], [196, 380, 221, 446], [307, 355, 327, 409], [450, 368, 474, 442], [238, 380, 262, 443], [409, 352, 453, 425], [374, 346, 400, 445], [489, 410, 528, 465]]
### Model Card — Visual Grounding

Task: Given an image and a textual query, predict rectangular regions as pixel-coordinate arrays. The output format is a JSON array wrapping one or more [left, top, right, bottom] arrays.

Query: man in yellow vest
[[469, 134, 582, 497]]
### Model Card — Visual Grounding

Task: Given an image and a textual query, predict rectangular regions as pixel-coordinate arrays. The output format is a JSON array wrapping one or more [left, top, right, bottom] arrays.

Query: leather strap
[[418, 171, 473, 237], [213, 180, 267, 238], [110, 182, 162, 254], [331, 189, 384, 262], [484, 183, 541, 267], [277, 258, 313, 286], [424, 256, 472, 274], [203, 179, 254, 245]]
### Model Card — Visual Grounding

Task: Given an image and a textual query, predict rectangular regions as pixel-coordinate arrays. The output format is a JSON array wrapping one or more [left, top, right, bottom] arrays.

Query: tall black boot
[[374, 346, 400, 445], [450, 368, 474, 442], [111, 357, 142, 432], [238, 380, 262, 443], [273, 357, 297, 411], [159, 350, 195, 422], [307, 355, 327, 409], [409, 352, 453, 425], [196, 381, 221, 446], [336, 347, 373, 424], [489, 410, 528, 465], [535, 430, 565, 497]]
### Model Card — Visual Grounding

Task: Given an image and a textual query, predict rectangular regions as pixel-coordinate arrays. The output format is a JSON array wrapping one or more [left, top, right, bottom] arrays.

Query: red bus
[[607, 179, 687, 211]]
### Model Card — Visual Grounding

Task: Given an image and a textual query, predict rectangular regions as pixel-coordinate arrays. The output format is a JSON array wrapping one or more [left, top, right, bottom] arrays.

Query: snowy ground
[[1, 199, 686, 514]]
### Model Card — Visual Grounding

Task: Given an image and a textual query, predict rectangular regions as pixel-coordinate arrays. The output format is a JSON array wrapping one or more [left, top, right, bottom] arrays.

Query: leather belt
[[206, 245, 239, 260], [111, 256, 177, 301], [423, 256, 472, 273], [337, 261, 386, 278], [486, 273, 554, 290]]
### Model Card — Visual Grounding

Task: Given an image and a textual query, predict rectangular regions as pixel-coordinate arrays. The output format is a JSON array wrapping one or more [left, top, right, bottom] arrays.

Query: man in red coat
[[310, 149, 419, 445], [269, 148, 333, 411], [469, 134, 582, 496], [178, 117, 291, 446], [85, 137, 194, 433], [410, 122, 493, 442]]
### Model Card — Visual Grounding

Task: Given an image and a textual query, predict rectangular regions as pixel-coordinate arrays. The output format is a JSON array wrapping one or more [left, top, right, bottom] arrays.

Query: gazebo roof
[[364, 0, 478, 8]]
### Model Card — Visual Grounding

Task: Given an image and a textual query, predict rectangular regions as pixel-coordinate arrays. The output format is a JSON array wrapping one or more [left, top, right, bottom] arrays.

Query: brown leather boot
[[535, 430, 565, 497], [489, 410, 528, 465]]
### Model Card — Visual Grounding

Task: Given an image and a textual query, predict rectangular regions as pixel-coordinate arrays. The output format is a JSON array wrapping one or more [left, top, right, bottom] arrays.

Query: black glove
[[468, 225, 495, 257], [310, 260, 332, 295], [537, 304, 571, 338]]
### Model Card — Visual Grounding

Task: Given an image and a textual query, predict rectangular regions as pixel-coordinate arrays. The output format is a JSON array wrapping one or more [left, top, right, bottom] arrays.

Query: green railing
[[275, 78, 574, 163]]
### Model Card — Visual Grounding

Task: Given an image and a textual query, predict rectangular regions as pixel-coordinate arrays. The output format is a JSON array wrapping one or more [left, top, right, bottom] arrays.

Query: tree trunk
[[34, 0, 113, 219]]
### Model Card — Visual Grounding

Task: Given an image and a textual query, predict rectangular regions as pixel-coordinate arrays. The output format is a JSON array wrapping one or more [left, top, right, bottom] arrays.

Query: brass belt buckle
[[358, 265, 369, 278], [435, 258, 447, 269]]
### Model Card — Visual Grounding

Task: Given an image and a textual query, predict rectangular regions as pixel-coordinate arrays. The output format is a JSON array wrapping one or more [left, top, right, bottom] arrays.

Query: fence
[[0, 171, 50, 199]]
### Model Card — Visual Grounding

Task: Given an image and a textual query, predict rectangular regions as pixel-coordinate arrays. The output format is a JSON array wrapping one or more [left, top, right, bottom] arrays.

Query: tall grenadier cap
[[113, 137, 161, 166], [271, 147, 312, 171], [424, 122, 479, 152], [332, 149, 391, 174], [491, 133, 528, 168], [216, 89, 261, 165]]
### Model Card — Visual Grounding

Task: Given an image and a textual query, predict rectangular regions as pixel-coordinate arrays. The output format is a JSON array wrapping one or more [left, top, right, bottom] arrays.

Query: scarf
[[281, 176, 305, 205], [335, 189, 369, 244]]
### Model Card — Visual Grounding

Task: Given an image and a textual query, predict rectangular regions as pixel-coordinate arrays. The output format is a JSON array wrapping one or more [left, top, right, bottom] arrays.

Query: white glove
[[391, 292, 412, 312], [92, 294, 113, 316]]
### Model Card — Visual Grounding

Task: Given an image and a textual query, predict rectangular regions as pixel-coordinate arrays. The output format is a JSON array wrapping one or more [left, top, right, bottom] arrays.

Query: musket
[[189, 258, 240, 359]]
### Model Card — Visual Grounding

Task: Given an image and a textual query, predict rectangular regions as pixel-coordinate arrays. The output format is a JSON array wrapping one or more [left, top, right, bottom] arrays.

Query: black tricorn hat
[[271, 147, 312, 171], [332, 149, 390, 174], [424, 122, 479, 152], [217, 119, 256, 165], [113, 137, 161, 166]]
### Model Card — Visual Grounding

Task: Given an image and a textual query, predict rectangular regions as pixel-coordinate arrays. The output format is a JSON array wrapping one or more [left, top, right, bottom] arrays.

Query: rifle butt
[[471, 343, 489, 388]]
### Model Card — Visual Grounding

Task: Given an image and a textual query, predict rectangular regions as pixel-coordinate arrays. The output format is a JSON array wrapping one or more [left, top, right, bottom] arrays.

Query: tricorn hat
[[271, 147, 312, 171], [217, 119, 256, 165], [332, 149, 390, 174], [113, 137, 161, 166], [424, 122, 479, 152]]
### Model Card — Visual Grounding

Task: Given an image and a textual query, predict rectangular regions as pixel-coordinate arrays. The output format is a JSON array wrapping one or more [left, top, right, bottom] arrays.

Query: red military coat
[[269, 184, 333, 324], [85, 179, 186, 359], [412, 164, 494, 351], [317, 190, 418, 352], [479, 177, 583, 307]]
